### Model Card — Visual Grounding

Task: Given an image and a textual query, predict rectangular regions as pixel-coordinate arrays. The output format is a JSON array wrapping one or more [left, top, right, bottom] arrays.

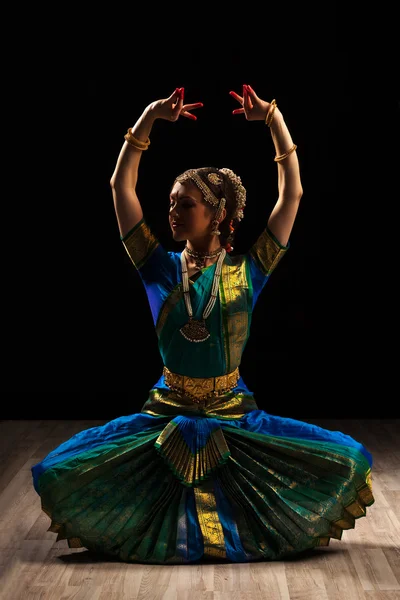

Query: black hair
[[177, 167, 243, 251]]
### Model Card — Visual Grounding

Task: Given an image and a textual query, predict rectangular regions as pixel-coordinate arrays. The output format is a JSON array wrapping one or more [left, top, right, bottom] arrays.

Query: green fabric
[[37, 422, 374, 564], [159, 263, 229, 377]]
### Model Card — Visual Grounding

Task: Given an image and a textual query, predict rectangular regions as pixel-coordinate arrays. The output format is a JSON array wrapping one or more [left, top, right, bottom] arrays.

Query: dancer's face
[[169, 182, 214, 243]]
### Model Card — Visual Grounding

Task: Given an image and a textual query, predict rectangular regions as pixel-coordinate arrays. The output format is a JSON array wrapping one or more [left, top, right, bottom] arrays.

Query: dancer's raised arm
[[110, 87, 204, 238], [230, 84, 303, 246]]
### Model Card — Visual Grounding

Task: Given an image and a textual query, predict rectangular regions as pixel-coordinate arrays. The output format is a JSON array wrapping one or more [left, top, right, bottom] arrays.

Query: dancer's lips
[[171, 222, 183, 229]]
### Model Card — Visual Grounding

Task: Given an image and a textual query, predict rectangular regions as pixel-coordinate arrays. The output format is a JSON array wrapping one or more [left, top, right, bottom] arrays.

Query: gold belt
[[163, 366, 240, 403]]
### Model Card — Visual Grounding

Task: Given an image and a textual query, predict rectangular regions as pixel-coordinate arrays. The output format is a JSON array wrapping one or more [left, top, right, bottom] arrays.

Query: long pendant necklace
[[184, 245, 223, 270], [180, 248, 226, 343]]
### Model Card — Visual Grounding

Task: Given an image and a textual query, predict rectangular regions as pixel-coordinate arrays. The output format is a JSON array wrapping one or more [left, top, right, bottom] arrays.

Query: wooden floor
[[0, 418, 399, 600]]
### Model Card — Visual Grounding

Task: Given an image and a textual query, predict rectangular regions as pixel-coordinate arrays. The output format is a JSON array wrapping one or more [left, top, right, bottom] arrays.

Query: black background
[[3, 6, 397, 418]]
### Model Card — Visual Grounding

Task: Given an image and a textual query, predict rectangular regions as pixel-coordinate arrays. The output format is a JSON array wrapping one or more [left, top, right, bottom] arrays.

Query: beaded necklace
[[180, 248, 226, 342]]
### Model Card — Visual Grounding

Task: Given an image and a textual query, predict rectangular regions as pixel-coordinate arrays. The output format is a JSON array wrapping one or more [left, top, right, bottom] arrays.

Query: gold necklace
[[180, 248, 226, 342], [184, 245, 223, 270]]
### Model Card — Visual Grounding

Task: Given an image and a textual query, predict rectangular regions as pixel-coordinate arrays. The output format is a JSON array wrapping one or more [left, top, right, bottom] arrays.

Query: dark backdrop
[[3, 7, 395, 418]]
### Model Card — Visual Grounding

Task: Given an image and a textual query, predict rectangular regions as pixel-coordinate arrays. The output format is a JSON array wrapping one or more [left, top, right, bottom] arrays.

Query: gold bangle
[[266, 104, 277, 127], [125, 128, 150, 146], [274, 144, 297, 162], [265, 99, 276, 125], [265, 99, 277, 126], [124, 128, 150, 150]]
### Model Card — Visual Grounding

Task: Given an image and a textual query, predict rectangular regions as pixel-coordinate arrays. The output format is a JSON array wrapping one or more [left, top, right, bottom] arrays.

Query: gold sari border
[[155, 421, 231, 487], [220, 258, 250, 373], [122, 219, 159, 270], [194, 480, 227, 559], [249, 227, 288, 277]]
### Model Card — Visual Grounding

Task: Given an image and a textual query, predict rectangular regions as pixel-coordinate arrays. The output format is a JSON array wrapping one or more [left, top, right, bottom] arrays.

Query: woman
[[31, 85, 374, 564]]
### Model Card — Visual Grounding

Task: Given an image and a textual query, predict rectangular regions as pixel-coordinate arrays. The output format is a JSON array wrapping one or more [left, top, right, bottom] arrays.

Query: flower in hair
[[219, 168, 246, 221]]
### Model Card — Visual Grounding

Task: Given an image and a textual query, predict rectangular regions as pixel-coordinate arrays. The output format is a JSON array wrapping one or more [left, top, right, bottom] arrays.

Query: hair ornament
[[219, 168, 246, 221], [207, 172, 223, 186]]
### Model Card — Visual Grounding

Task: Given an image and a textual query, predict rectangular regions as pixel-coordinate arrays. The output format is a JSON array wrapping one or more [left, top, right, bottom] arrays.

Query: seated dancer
[[31, 85, 374, 564]]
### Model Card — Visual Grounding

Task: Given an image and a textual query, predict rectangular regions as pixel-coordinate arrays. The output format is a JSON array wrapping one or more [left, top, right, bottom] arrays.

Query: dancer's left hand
[[230, 84, 273, 122]]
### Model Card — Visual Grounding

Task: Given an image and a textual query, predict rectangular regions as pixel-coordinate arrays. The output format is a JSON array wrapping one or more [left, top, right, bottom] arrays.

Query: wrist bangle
[[274, 144, 297, 162], [124, 128, 150, 150], [265, 99, 277, 127]]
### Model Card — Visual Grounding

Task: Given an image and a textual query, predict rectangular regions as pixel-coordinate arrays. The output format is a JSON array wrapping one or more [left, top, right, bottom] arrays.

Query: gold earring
[[211, 219, 221, 235]]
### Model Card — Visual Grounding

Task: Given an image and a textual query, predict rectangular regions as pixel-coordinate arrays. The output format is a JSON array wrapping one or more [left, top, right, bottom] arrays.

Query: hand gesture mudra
[[230, 84, 272, 122], [151, 88, 204, 122], [150, 85, 273, 123]]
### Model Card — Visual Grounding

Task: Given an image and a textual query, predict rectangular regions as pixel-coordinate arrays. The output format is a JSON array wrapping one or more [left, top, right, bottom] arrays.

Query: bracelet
[[265, 99, 277, 127], [124, 128, 150, 151], [274, 144, 297, 162]]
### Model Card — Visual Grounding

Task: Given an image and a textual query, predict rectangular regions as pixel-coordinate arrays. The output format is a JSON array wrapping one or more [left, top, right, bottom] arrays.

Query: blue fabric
[[32, 408, 373, 495], [183, 489, 204, 562], [213, 479, 252, 562], [228, 410, 373, 467], [31, 413, 169, 493]]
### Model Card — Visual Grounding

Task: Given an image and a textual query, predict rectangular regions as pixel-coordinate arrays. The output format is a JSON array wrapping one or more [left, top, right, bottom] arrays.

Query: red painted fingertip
[[188, 114, 197, 120]]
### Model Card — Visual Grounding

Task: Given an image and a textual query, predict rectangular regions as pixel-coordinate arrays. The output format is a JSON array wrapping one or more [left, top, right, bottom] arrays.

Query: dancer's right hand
[[150, 88, 204, 122]]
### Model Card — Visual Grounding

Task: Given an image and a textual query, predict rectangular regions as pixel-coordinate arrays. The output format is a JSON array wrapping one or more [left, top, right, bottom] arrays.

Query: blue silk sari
[[31, 219, 374, 564]]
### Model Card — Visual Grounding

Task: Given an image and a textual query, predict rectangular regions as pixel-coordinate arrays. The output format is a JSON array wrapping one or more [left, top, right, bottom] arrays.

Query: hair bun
[[219, 168, 246, 221]]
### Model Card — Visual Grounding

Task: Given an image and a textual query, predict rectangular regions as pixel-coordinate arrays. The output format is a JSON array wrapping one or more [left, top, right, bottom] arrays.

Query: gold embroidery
[[155, 420, 230, 486], [156, 285, 184, 337], [141, 387, 258, 419], [327, 523, 343, 540], [358, 479, 374, 505], [249, 228, 287, 276], [220, 258, 249, 372], [122, 220, 159, 270], [226, 313, 248, 371], [317, 537, 330, 546], [194, 479, 226, 559], [163, 366, 240, 403]]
